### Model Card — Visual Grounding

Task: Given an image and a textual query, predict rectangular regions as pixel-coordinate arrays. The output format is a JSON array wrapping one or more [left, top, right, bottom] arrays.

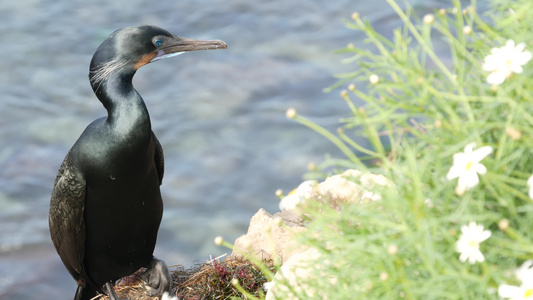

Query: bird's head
[[89, 25, 227, 88]]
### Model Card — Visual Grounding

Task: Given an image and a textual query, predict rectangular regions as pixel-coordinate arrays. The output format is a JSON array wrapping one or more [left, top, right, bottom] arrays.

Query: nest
[[94, 256, 274, 300]]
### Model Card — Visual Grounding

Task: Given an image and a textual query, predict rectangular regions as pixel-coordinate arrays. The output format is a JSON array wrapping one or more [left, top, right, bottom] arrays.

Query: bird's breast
[[77, 118, 152, 170]]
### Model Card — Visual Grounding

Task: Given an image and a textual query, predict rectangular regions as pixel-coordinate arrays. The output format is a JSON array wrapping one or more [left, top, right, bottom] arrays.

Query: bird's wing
[[152, 132, 165, 185], [49, 151, 87, 283]]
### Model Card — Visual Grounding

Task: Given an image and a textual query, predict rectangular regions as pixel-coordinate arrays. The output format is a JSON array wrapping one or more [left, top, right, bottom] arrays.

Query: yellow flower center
[[525, 289, 533, 298], [288, 188, 298, 196], [469, 241, 479, 248], [465, 162, 473, 171]]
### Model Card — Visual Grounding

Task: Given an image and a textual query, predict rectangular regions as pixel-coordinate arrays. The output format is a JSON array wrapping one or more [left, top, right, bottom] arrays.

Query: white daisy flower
[[455, 221, 491, 264], [499, 260, 533, 299], [279, 180, 317, 211], [516, 261, 533, 282], [446, 143, 493, 194], [482, 40, 532, 85]]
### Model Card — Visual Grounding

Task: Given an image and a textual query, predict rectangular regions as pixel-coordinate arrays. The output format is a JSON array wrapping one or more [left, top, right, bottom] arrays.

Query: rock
[[230, 169, 391, 298], [276, 209, 306, 228], [318, 169, 389, 206], [231, 170, 390, 264], [277, 170, 391, 213], [230, 208, 306, 264]]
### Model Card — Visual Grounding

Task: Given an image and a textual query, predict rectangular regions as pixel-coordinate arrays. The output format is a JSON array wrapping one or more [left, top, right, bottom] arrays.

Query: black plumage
[[49, 25, 226, 300]]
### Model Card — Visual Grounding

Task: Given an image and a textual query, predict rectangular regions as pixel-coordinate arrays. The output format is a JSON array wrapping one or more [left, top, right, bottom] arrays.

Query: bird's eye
[[154, 39, 162, 47]]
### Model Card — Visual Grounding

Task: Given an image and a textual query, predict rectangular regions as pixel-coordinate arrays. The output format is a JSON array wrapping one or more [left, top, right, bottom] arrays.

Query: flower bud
[[498, 219, 510, 231], [379, 272, 389, 281], [423, 14, 435, 24], [455, 185, 466, 196], [369, 74, 379, 84], [387, 244, 398, 255], [505, 127, 521, 140], [340, 90, 348, 97], [286, 108, 297, 119]]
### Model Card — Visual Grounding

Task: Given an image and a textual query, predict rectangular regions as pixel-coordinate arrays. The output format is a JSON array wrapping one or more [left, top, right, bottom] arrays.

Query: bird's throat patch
[[134, 52, 158, 70]]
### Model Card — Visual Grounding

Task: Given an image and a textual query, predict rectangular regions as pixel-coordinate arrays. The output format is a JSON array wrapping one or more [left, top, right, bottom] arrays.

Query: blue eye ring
[[155, 39, 162, 47]]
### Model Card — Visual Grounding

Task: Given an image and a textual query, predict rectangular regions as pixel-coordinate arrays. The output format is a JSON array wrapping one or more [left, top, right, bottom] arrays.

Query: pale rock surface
[[230, 208, 306, 264], [231, 170, 390, 298], [318, 169, 389, 205]]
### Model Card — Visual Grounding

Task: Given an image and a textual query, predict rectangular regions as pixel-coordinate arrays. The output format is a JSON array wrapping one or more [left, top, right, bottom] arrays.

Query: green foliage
[[283, 0, 533, 298]]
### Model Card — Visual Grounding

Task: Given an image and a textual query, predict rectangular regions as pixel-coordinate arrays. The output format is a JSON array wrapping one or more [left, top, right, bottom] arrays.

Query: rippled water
[[1, 0, 455, 298]]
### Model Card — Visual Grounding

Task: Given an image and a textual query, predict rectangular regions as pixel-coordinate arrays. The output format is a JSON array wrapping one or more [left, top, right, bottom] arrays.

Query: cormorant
[[49, 25, 227, 300]]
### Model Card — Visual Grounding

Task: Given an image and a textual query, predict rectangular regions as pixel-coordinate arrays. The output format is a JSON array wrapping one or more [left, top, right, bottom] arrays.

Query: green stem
[[386, 0, 456, 84], [352, 16, 394, 59], [394, 258, 415, 300], [292, 114, 365, 169], [338, 130, 378, 159]]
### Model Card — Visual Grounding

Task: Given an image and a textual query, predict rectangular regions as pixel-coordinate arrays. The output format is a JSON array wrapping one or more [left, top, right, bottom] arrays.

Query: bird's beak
[[150, 37, 227, 63]]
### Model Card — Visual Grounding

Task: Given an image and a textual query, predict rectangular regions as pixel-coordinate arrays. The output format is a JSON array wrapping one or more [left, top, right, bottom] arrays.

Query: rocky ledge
[[98, 169, 387, 299], [230, 169, 389, 299]]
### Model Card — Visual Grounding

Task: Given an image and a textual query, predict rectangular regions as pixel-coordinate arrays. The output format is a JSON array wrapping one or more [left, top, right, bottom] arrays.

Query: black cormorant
[[49, 25, 227, 300]]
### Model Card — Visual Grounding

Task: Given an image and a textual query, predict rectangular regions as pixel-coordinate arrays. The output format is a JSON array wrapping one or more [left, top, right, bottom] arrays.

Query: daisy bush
[[277, 0, 533, 299]]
